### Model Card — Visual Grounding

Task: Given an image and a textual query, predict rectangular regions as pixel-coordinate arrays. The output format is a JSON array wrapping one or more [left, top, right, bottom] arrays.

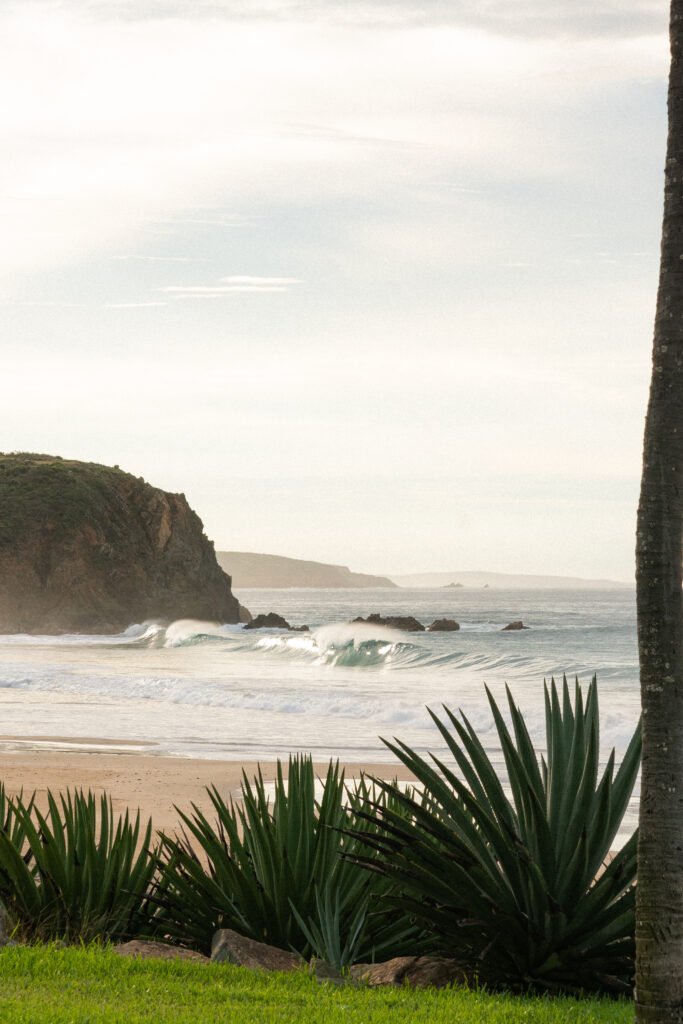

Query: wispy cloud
[[22, 0, 668, 40], [0, 0, 666, 288], [111, 255, 209, 263], [177, 218, 249, 228], [103, 301, 168, 307], [20, 301, 83, 307], [221, 276, 302, 285], [157, 276, 303, 298]]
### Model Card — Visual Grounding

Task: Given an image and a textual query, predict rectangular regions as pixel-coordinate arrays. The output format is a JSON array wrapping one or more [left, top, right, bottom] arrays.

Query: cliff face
[[0, 454, 247, 634]]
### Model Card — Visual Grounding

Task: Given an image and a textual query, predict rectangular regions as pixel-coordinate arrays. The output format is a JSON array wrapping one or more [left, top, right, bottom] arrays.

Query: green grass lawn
[[0, 945, 634, 1024]]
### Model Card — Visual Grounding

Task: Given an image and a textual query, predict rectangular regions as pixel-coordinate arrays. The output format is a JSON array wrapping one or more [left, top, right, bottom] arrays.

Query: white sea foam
[[313, 621, 405, 647], [163, 618, 242, 647], [0, 589, 639, 768]]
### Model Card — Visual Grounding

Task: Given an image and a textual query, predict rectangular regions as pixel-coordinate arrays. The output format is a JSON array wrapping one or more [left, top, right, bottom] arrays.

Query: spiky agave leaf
[[151, 754, 420, 960], [346, 675, 641, 995], [0, 788, 158, 943]]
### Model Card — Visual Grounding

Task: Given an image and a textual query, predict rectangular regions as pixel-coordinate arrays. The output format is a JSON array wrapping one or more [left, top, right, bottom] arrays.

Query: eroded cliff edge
[[0, 454, 248, 634]]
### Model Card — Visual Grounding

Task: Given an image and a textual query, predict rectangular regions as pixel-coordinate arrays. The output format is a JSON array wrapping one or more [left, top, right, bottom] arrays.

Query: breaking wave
[[0, 616, 638, 684], [0, 589, 640, 774]]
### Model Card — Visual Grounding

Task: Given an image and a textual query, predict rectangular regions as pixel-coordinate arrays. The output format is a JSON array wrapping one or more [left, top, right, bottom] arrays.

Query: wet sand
[[0, 738, 417, 836]]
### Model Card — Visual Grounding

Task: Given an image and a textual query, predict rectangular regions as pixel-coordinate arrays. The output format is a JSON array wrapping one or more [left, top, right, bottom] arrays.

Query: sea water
[[0, 587, 640, 839]]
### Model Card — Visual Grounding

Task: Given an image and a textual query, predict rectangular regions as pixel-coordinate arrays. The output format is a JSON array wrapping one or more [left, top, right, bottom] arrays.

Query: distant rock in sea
[[428, 618, 460, 632], [353, 614, 425, 632], [217, 551, 397, 589], [442, 582, 464, 588], [0, 453, 249, 634], [390, 570, 630, 590], [244, 612, 309, 632], [502, 621, 530, 631]]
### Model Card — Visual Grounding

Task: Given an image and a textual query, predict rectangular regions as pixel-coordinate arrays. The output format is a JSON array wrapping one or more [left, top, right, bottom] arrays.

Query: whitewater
[[0, 583, 637, 753], [0, 586, 640, 841]]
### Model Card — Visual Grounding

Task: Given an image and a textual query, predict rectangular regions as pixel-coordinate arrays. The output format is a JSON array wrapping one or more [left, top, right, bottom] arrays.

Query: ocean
[[0, 587, 639, 816]]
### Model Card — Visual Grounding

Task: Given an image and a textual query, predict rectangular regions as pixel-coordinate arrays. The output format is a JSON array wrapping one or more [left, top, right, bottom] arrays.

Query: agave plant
[[348, 676, 641, 995], [152, 755, 418, 965], [0, 783, 31, 851], [0, 788, 158, 943]]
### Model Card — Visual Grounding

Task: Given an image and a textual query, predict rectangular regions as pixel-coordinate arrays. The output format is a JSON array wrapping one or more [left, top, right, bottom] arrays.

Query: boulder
[[112, 940, 209, 963], [0, 453, 246, 634], [308, 957, 351, 986], [211, 929, 303, 972], [502, 620, 530, 631], [0, 906, 16, 949], [352, 614, 425, 632], [428, 618, 460, 632], [350, 955, 472, 989], [243, 612, 309, 632]]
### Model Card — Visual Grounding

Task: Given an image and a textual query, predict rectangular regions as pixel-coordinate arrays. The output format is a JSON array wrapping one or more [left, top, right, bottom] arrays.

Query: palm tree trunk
[[636, 2, 683, 1020]]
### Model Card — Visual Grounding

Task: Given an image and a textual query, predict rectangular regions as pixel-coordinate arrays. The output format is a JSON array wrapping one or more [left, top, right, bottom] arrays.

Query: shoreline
[[0, 740, 624, 868], [0, 740, 418, 837]]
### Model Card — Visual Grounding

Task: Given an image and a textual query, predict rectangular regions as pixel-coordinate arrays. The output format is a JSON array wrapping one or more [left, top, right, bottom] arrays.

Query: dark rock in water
[[211, 928, 303, 972], [353, 613, 425, 632], [244, 611, 309, 632], [0, 453, 248, 634], [502, 620, 530, 630], [428, 618, 460, 632]]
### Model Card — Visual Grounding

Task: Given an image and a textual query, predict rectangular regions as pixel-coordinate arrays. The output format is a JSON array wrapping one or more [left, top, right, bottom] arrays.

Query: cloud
[[176, 218, 247, 227], [19, 301, 83, 307], [220, 276, 302, 285], [111, 255, 208, 262], [12, 0, 667, 40], [157, 277, 303, 298], [0, 0, 667, 291]]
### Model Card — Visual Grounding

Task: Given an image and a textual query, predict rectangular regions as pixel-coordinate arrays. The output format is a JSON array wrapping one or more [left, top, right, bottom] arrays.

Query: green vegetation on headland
[[0, 453, 243, 633], [0, 945, 634, 1024], [0, 678, 640, 1004], [0, 453, 132, 549]]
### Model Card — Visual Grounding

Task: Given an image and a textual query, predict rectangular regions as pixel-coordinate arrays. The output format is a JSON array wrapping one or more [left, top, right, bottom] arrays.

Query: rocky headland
[[0, 453, 249, 634], [217, 550, 396, 589]]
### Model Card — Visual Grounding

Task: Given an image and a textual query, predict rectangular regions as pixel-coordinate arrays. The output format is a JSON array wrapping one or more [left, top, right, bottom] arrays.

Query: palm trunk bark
[[636, 2, 683, 1020]]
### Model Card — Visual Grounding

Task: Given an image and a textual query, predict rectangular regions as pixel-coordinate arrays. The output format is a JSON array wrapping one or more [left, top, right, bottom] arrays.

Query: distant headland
[[217, 551, 396, 589], [389, 570, 632, 590], [215, 553, 629, 591]]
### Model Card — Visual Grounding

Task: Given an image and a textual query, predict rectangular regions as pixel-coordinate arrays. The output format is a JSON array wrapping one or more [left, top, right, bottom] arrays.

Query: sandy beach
[[0, 738, 418, 837]]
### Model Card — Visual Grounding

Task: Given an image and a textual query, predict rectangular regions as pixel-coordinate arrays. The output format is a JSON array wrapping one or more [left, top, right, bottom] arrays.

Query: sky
[[0, 0, 670, 580]]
